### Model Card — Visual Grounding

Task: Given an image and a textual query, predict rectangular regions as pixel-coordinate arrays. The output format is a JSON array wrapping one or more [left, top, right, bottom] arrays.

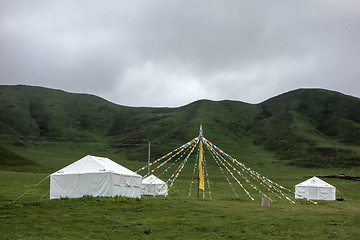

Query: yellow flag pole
[[198, 125, 205, 198]]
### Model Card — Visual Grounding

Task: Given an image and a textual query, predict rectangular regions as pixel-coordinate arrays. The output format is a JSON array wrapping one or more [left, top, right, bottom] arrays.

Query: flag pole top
[[200, 124, 203, 136]]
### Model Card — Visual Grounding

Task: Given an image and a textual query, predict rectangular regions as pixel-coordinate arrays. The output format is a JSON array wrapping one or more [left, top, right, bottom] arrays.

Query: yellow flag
[[199, 140, 205, 190]]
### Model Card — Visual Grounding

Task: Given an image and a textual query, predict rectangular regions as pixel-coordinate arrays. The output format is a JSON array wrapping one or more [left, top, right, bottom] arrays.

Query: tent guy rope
[[12, 175, 50, 202]]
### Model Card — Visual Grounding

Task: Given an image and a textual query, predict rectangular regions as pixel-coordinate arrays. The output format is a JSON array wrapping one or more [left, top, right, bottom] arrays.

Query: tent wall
[[295, 185, 336, 201], [50, 172, 141, 199], [112, 174, 142, 198], [141, 183, 168, 196]]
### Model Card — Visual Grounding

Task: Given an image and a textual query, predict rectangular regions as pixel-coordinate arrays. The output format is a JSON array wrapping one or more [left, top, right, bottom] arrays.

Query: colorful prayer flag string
[[136, 127, 315, 204], [202, 153, 212, 200], [188, 139, 200, 198]]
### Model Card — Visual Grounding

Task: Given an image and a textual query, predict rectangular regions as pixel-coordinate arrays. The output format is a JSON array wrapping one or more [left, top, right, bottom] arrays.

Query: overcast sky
[[1, 1, 360, 107]]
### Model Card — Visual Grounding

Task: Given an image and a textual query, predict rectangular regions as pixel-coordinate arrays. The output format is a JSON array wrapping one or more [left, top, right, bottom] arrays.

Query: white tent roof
[[142, 174, 166, 184], [295, 176, 335, 188], [52, 155, 139, 176]]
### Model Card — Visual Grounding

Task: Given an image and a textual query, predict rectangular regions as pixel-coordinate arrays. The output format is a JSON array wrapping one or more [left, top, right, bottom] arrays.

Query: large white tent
[[141, 174, 168, 196], [295, 176, 336, 201], [50, 155, 142, 199]]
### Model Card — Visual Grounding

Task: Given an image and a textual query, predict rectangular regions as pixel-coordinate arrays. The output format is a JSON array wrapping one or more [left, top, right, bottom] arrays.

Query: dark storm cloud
[[1, 0, 360, 106]]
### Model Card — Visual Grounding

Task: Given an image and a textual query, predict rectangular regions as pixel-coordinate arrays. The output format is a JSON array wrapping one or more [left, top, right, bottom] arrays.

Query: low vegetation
[[1, 162, 359, 239]]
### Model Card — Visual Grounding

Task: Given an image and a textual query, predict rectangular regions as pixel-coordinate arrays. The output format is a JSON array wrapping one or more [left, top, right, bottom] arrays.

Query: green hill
[[0, 85, 359, 171], [254, 89, 360, 167]]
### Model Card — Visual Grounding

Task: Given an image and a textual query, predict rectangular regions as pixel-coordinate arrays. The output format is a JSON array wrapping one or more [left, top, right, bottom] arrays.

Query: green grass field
[[1, 142, 359, 240]]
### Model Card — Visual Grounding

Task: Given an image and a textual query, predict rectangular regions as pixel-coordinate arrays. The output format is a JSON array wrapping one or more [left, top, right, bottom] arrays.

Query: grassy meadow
[[1, 142, 359, 240]]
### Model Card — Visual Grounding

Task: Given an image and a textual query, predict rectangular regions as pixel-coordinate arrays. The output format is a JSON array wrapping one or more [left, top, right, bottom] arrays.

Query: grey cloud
[[0, 0, 359, 106]]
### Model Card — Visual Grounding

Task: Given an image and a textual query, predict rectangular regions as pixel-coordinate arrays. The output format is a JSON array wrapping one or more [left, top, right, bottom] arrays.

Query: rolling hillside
[[0, 85, 359, 171], [254, 89, 360, 167]]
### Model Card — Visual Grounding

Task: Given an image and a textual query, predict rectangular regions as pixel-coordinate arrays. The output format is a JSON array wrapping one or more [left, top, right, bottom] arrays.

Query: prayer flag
[[199, 139, 205, 190]]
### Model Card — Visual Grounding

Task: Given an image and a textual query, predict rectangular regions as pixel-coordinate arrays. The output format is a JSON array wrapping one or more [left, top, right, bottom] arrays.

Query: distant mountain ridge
[[0, 85, 359, 168]]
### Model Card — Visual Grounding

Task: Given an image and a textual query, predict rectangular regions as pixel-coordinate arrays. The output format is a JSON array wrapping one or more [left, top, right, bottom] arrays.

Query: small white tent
[[295, 176, 336, 201], [50, 155, 142, 199], [141, 174, 168, 196]]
